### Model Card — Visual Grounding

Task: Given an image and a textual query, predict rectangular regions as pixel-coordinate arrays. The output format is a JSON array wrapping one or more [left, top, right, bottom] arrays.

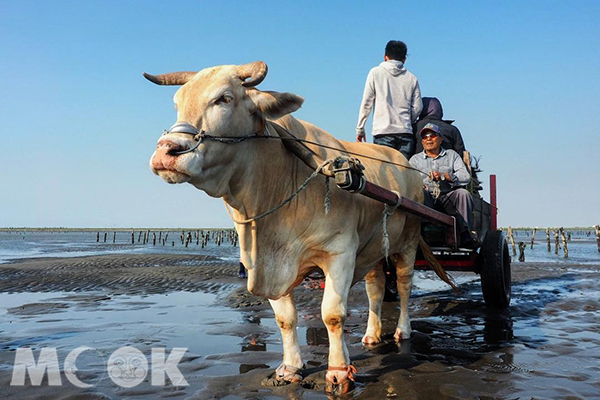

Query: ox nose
[[156, 139, 187, 156]]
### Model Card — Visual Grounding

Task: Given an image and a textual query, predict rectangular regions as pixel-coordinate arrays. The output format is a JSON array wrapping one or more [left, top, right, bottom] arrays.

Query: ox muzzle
[[161, 122, 204, 155]]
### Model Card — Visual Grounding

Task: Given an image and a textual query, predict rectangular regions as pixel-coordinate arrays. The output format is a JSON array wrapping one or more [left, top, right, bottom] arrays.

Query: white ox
[[145, 62, 424, 394]]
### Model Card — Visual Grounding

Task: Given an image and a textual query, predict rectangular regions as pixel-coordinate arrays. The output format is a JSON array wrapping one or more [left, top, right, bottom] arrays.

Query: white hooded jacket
[[356, 60, 422, 137]]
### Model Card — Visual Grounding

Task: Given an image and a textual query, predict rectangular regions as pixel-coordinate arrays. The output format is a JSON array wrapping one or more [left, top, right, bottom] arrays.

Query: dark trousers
[[424, 188, 474, 242], [373, 133, 416, 160]]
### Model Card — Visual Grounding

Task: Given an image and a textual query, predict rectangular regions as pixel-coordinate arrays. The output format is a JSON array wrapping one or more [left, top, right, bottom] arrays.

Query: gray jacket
[[356, 60, 422, 137], [409, 148, 471, 194]]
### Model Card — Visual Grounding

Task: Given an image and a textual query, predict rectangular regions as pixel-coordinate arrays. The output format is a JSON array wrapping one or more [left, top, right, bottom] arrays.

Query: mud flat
[[0, 254, 599, 399]]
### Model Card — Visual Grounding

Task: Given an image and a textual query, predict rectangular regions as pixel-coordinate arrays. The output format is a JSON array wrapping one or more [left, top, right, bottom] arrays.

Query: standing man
[[356, 40, 423, 160], [356, 40, 422, 302]]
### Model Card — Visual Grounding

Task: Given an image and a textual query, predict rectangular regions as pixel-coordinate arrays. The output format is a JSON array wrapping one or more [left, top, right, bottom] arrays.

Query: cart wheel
[[480, 230, 511, 309]]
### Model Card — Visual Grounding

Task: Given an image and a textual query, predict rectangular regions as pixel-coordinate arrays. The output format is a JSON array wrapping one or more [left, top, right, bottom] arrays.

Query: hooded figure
[[414, 97, 466, 156]]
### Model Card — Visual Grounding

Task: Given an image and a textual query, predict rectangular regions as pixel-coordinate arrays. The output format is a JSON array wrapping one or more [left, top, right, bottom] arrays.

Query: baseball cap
[[420, 123, 441, 137]]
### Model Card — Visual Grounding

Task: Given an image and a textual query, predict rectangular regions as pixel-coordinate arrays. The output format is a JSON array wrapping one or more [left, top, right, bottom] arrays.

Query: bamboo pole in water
[[595, 225, 600, 253], [530, 228, 537, 249], [508, 226, 516, 256], [560, 227, 568, 258], [554, 230, 560, 255], [546, 228, 551, 252]]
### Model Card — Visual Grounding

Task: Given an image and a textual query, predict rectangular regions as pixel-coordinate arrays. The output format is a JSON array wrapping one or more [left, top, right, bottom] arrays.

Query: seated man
[[409, 123, 477, 248]]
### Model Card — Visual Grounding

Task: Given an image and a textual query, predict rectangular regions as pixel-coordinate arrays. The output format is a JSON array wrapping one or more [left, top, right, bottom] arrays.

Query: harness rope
[[328, 364, 358, 382], [427, 171, 442, 200], [280, 136, 427, 175], [223, 153, 401, 259], [324, 176, 331, 215], [180, 123, 431, 177], [381, 190, 402, 259], [224, 158, 335, 224], [163, 122, 452, 256]]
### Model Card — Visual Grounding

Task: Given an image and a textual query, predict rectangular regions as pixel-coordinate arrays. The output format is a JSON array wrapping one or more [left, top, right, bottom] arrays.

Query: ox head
[[145, 62, 304, 197]]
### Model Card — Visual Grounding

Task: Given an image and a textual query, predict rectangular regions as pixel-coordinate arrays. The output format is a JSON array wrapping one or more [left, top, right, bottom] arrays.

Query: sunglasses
[[421, 132, 440, 139]]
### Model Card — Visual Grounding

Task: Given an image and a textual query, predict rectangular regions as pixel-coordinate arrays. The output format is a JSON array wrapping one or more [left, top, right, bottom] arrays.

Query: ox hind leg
[[268, 294, 303, 383], [392, 219, 420, 341], [321, 252, 355, 395], [362, 260, 385, 345]]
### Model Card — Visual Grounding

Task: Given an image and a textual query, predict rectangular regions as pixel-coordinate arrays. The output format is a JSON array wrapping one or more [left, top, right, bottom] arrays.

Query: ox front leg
[[268, 294, 303, 383], [362, 261, 385, 345], [392, 253, 415, 341], [322, 254, 355, 395]]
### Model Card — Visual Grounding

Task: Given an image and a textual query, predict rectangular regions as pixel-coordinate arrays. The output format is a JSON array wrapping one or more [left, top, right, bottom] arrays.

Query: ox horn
[[238, 61, 268, 87], [142, 71, 198, 86]]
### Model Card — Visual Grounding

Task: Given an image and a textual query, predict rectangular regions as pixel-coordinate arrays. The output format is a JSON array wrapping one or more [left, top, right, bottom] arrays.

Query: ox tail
[[419, 237, 458, 293]]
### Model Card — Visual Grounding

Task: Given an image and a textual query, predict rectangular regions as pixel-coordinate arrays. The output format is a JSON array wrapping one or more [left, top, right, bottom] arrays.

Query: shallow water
[[0, 290, 326, 378], [509, 229, 600, 264], [0, 230, 240, 264], [1, 230, 599, 398], [1, 264, 598, 399]]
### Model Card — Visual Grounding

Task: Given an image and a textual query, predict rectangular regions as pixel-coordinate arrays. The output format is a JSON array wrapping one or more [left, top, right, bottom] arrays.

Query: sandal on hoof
[[275, 363, 303, 383], [325, 364, 357, 395]]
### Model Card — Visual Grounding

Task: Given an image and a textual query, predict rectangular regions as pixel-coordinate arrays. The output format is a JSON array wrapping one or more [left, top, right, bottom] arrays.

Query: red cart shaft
[[361, 181, 457, 246], [490, 174, 497, 232]]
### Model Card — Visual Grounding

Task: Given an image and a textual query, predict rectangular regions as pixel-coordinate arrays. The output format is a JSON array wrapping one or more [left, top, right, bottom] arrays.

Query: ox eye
[[214, 94, 233, 105]]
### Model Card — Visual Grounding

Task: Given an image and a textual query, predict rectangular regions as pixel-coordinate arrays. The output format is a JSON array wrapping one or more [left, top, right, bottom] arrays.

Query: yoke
[[271, 122, 458, 247], [272, 122, 509, 309]]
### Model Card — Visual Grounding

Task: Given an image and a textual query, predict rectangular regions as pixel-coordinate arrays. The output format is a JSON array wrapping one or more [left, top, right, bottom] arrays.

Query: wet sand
[[1, 254, 599, 399]]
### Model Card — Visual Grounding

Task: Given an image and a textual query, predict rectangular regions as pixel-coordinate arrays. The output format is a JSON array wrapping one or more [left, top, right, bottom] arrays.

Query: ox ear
[[247, 90, 304, 119]]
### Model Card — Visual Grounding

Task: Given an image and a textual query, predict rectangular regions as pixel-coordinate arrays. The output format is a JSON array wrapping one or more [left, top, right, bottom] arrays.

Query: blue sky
[[1, 0, 598, 228]]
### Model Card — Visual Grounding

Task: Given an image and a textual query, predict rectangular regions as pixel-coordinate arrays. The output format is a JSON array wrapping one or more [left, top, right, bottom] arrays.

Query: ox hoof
[[325, 365, 357, 396], [361, 334, 382, 346], [261, 363, 303, 387], [394, 328, 412, 342], [326, 378, 355, 396]]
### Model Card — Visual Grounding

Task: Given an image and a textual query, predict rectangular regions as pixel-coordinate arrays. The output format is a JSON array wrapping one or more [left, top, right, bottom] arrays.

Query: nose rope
[[168, 138, 203, 155], [161, 122, 204, 155], [161, 121, 269, 155], [160, 121, 435, 178]]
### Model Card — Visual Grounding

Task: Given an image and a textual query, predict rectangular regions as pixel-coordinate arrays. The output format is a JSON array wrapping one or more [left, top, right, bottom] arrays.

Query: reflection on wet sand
[[0, 254, 599, 399], [305, 327, 329, 347]]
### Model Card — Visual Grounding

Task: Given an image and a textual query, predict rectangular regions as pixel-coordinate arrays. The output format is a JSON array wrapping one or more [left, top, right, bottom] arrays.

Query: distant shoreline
[[0, 226, 594, 232], [0, 227, 236, 232]]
